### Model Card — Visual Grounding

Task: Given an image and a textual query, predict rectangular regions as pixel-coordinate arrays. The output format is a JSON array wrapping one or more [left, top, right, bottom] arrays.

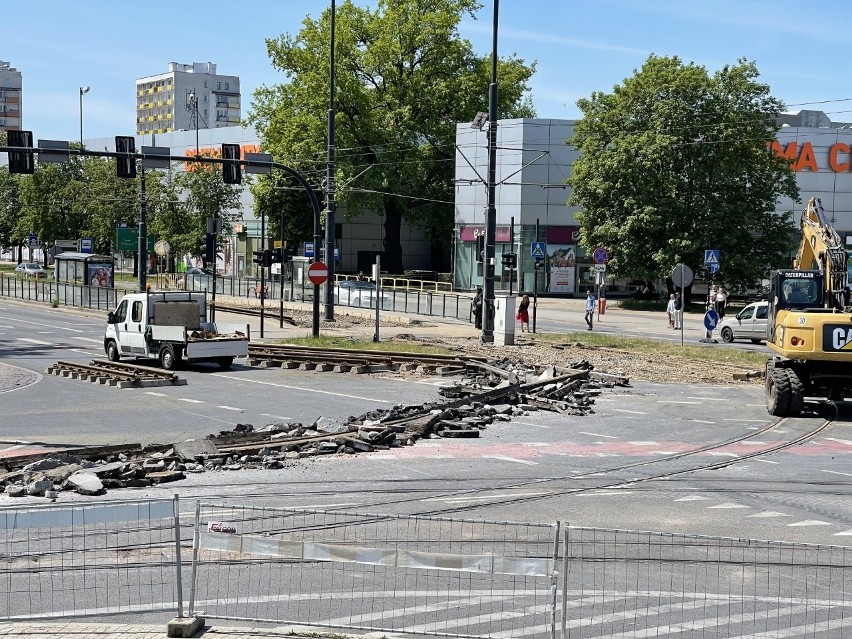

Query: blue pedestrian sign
[[704, 249, 720, 266], [703, 309, 720, 331], [531, 242, 546, 259], [27, 233, 38, 247], [708, 262, 720, 274]]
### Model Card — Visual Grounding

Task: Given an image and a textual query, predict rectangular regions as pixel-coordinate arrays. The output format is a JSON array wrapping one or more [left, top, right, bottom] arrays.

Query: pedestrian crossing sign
[[531, 242, 546, 259], [704, 249, 720, 265]]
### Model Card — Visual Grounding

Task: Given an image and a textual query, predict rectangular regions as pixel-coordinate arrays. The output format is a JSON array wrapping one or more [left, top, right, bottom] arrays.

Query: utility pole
[[324, 0, 337, 321], [138, 167, 147, 292], [482, 0, 500, 343]]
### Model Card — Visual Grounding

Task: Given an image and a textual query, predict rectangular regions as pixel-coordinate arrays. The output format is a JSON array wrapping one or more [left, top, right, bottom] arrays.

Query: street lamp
[[79, 86, 90, 149]]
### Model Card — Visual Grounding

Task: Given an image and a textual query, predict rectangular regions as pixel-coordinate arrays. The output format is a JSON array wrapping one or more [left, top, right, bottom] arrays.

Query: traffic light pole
[[138, 167, 147, 293], [532, 218, 539, 334], [259, 210, 266, 338]]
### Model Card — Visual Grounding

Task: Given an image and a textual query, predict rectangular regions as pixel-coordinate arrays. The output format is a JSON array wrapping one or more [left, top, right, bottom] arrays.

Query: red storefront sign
[[460, 226, 512, 242]]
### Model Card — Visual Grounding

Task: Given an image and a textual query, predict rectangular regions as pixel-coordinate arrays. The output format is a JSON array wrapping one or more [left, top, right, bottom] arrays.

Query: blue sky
[[7, 0, 852, 141]]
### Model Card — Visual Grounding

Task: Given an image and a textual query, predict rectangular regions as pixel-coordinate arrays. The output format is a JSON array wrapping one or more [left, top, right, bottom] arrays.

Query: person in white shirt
[[666, 293, 676, 328], [672, 292, 683, 329], [715, 287, 727, 318]]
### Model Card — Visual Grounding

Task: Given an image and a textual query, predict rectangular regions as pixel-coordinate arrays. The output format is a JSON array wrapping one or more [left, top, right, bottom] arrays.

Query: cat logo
[[829, 327, 852, 351]]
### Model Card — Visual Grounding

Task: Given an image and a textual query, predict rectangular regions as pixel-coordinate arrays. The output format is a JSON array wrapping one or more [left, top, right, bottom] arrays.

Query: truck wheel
[[720, 327, 734, 343], [105, 340, 120, 362], [217, 356, 234, 370], [159, 344, 179, 370], [766, 362, 791, 417], [786, 368, 805, 416]]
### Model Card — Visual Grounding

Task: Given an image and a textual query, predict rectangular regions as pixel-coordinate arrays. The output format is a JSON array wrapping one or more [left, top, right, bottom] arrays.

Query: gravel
[[0, 363, 38, 394]]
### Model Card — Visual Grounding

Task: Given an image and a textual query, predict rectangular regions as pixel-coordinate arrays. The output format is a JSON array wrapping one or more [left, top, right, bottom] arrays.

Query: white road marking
[[0, 315, 84, 332], [178, 398, 203, 404], [788, 520, 832, 526], [746, 511, 790, 518], [70, 349, 98, 355], [746, 403, 765, 407], [834, 529, 852, 536], [483, 455, 539, 466], [707, 503, 749, 509], [217, 405, 243, 411], [261, 413, 292, 420], [37, 331, 53, 334], [741, 440, 769, 445], [520, 442, 549, 447], [755, 458, 779, 464], [724, 418, 769, 422], [629, 441, 659, 446], [578, 431, 617, 438], [673, 495, 711, 502], [823, 469, 852, 478], [144, 392, 168, 397], [705, 452, 739, 457], [512, 420, 551, 429], [212, 373, 392, 403], [824, 437, 852, 446], [17, 338, 52, 345], [690, 419, 716, 424], [650, 450, 681, 455], [686, 396, 726, 401], [657, 400, 701, 404], [612, 408, 648, 415], [71, 336, 103, 343], [426, 492, 548, 504]]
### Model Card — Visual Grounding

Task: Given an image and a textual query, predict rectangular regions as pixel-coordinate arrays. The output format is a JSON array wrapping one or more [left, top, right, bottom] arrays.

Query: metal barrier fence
[[561, 526, 852, 638], [188, 503, 560, 639], [0, 274, 135, 311], [0, 497, 183, 621]]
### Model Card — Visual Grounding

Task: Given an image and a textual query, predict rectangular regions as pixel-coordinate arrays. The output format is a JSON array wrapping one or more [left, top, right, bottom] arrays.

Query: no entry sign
[[308, 261, 329, 285]]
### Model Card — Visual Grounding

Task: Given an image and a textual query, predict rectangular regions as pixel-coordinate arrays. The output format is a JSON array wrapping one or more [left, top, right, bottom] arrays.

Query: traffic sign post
[[308, 261, 329, 286], [700, 309, 720, 343], [530, 241, 546, 259], [592, 247, 608, 265]]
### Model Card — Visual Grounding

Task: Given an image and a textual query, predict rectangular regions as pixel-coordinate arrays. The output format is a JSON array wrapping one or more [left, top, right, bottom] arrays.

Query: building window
[[204, 94, 208, 102], [224, 82, 229, 90]]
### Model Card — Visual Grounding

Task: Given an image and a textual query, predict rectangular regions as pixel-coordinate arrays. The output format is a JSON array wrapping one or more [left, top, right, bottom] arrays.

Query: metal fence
[[0, 274, 135, 311], [561, 526, 852, 638], [0, 497, 183, 621], [188, 503, 560, 639]]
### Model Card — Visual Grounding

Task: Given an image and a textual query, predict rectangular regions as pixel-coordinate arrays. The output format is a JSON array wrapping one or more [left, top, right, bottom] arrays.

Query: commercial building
[[454, 112, 852, 294], [135, 62, 240, 136], [0, 61, 22, 132]]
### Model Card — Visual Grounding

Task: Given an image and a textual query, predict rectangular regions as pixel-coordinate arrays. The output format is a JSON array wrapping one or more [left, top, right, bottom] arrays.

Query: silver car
[[718, 301, 768, 343], [334, 280, 392, 309]]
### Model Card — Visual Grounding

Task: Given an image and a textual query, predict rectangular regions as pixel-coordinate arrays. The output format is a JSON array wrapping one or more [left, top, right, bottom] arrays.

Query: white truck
[[104, 291, 249, 370]]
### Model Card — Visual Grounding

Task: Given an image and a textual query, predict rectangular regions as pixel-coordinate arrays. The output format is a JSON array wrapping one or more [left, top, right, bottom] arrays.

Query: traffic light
[[502, 252, 517, 268], [115, 136, 137, 178], [8, 130, 34, 174], [253, 249, 266, 266], [271, 247, 283, 264], [534, 258, 545, 270], [222, 143, 242, 184], [281, 247, 292, 263], [476, 234, 485, 262]]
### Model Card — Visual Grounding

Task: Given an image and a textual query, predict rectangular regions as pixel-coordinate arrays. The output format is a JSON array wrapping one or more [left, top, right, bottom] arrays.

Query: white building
[[135, 62, 240, 136], [0, 61, 22, 132], [454, 113, 852, 295]]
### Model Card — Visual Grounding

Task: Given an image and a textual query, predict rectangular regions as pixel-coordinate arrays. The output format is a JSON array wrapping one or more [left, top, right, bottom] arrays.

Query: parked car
[[14, 262, 46, 278], [718, 301, 768, 343], [184, 267, 214, 291], [334, 280, 392, 309]]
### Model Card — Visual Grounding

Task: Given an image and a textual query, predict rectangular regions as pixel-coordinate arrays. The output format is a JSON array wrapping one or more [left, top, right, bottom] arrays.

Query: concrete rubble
[[0, 359, 628, 499]]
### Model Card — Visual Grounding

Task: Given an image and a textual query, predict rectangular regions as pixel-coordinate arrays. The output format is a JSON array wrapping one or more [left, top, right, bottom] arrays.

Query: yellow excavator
[[765, 197, 852, 415]]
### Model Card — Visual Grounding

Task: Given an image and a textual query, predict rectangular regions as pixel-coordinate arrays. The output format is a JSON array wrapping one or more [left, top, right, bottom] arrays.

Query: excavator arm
[[794, 197, 849, 310]]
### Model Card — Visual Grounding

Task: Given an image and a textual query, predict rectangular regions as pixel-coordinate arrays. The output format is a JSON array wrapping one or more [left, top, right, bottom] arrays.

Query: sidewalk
[[0, 621, 408, 639]]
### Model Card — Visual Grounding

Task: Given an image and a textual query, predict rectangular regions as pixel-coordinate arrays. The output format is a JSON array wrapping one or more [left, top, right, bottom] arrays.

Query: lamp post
[[482, 0, 500, 343], [79, 86, 90, 149]]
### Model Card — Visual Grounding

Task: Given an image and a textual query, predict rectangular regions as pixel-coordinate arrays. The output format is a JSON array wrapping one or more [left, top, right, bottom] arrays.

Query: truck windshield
[[781, 278, 820, 307]]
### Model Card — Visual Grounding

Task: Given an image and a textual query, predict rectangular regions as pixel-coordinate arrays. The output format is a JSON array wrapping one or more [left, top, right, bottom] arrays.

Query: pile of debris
[[1, 360, 629, 499]]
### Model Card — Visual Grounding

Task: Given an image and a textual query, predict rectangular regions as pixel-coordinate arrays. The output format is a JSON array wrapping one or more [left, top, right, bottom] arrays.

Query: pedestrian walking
[[472, 287, 483, 329], [584, 289, 596, 331], [516, 294, 530, 332], [673, 291, 683, 329], [666, 293, 676, 328], [715, 287, 727, 319]]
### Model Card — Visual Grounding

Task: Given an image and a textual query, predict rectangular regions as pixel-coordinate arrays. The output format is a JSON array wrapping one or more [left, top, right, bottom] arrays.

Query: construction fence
[[1, 498, 851, 638]]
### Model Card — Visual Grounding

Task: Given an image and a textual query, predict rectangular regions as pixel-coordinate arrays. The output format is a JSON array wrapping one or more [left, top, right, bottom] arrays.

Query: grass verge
[[535, 331, 768, 368], [274, 335, 454, 356]]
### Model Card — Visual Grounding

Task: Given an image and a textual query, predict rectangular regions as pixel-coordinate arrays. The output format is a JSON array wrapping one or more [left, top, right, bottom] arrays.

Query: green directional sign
[[116, 227, 155, 252]]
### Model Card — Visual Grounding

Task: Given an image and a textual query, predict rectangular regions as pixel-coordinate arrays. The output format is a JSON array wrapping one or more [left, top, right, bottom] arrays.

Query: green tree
[[250, 0, 536, 273], [0, 167, 20, 251], [568, 56, 799, 290]]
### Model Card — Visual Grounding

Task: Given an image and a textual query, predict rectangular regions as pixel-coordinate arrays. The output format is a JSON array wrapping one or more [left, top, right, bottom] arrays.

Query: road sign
[[115, 227, 155, 252], [308, 261, 329, 286], [79, 237, 93, 254], [670, 263, 694, 287], [708, 262, 720, 274], [592, 247, 608, 264], [704, 249, 720, 266], [27, 233, 38, 247], [704, 309, 720, 331], [593, 263, 607, 273], [531, 242, 546, 259]]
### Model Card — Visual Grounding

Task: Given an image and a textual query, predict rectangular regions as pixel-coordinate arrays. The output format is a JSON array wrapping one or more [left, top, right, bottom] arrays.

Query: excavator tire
[[766, 361, 791, 417], [786, 368, 805, 416]]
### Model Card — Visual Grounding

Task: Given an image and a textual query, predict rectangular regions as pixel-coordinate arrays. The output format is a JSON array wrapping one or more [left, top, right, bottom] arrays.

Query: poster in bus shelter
[[547, 245, 576, 294], [86, 263, 114, 288]]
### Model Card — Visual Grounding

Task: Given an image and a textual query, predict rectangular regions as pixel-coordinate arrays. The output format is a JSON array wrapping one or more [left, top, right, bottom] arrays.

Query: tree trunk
[[382, 198, 404, 274]]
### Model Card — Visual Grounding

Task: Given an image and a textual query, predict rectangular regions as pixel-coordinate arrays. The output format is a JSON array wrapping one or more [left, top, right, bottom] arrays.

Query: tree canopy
[[567, 56, 799, 290], [249, 0, 536, 273]]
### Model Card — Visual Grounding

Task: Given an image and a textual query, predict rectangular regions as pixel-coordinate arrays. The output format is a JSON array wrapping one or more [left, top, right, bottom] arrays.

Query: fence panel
[[0, 498, 182, 621], [561, 526, 852, 638], [190, 503, 559, 639]]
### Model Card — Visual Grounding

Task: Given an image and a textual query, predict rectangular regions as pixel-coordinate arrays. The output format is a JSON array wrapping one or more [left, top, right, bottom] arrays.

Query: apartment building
[[135, 62, 240, 136], [0, 61, 22, 132]]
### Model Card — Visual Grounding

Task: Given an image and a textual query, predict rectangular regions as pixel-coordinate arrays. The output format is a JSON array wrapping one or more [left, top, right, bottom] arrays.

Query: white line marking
[[686, 396, 726, 401], [788, 520, 832, 527], [657, 400, 701, 404], [673, 495, 711, 502], [650, 450, 681, 455], [71, 336, 103, 343], [512, 420, 551, 429], [705, 452, 739, 457], [70, 349, 98, 355], [427, 492, 548, 504], [0, 315, 85, 332], [218, 405, 243, 411], [823, 469, 852, 478], [483, 455, 539, 466], [520, 442, 549, 447], [17, 338, 52, 345], [690, 419, 716, 424], [747, 511, 791, 518], [825, 437, 852, 446], [212, 373, 392, 403], [834, 529, 852, 536], [261, 414, 292, 420], [707, 503, 750, 509], [37, 331, 53, 334], [755, 458, 779, 464], [144, 392, 168, 397], [612, 408, 648, 415], [178, 398, 203, 404], [746, 403, 765, 407], [629, 441, 659, 446], [724, 418, 769, 422], [578, 431, 618, 438]]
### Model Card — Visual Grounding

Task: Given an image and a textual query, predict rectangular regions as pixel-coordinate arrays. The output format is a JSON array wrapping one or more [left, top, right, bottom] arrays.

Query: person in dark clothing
[[472, 287, 483, 329], [517, 294, 530, 332]]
